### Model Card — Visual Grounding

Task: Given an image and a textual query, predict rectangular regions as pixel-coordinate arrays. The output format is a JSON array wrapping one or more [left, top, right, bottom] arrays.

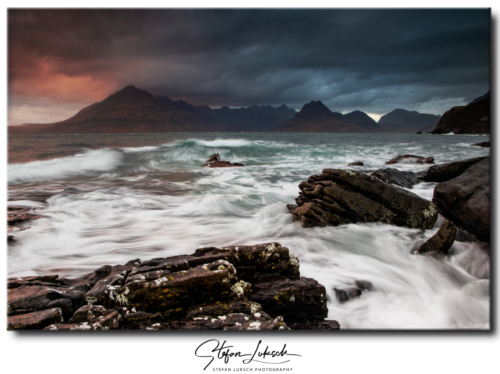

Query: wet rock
[[348, 161, 363, 167], [122, 260, 238, 313], [68, 305, 112, 324], [355, 280, 373, 291], [417, 221, 457, 254], [8, 308, 63, 330], [334, 287, 362, 303], [8, 284, 85, 316], [202, 160, 244, 168], [288, 169, 438, 229], [420, 156, 487, 183], [433, 157, 489, 242], [385, 155, 434, 165], [194, 243, 300, 282], [472, 142, 490, 148], [371, 168, 420, 189], [248, 276, 328, 325], [7, 210, 46, 224], [183, 313, 289, 331], [288, 320, 340, 330], [206, 153, 220, 162], [45, 311, 120, 330]]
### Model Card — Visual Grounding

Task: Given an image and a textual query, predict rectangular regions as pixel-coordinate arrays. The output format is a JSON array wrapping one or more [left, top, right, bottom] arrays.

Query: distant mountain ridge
[[275, 100, 381, 132], [378, 109, 441, 133]]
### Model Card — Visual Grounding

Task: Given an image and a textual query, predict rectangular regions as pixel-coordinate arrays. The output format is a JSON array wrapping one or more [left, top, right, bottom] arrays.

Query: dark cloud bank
[[8, 9, 490, 125]]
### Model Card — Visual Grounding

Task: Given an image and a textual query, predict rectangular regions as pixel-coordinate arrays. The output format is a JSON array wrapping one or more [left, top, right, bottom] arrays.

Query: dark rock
[[45, 311, 120, 330], [416, 131, 422, 134], [186, 299, 263, 319], [430, 96, 490, 134], [248, 276, 328, 325], [355, 280, 373, 291], [348, 161, 363, 166], [7, 210, 46, 224], [202, 160, 244, 168], [433, 157, 490, 242], [334, 287, 362, 303], [417, 221, 457, 254], [8, 308, 63, 330], [194, 243, 300, 283], [206, 153, 220, 162], [288, 320, 340, 330], [288, 169, 438, 229], [68, 305, 112, 324], [421, 156, 487, 183], [371, 168, 420, 189], [472, 142, 490, 148], [386, 155, 434, 165]]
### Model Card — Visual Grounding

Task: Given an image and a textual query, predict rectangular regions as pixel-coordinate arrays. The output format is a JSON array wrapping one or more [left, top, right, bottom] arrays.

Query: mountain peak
[[296, 100, 334, 120]]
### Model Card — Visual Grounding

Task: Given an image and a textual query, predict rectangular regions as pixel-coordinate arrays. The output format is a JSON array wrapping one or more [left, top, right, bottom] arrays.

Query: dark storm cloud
[[8, 8, 490, 125]]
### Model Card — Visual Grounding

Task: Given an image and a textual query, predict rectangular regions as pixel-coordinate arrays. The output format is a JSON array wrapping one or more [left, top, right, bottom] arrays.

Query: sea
[[7, 132, 491, 329]]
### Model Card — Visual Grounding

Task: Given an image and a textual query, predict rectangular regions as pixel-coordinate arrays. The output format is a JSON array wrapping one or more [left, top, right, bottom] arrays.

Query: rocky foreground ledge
[[8, 243, 339, 331]]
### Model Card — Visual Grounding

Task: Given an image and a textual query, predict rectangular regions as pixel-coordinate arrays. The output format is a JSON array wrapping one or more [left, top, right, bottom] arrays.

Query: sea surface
[[7, 132, 491, 329]]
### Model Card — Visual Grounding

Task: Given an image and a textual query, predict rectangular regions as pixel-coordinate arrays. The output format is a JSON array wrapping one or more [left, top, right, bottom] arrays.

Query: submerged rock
[[334, 287, 362, 303], [420, 156, 487, 183], [288, 169, 438, 229], [417, 221, 457, 254], [433, 157, 490, 242], [472, 142, 490, 148], [385, 155, 434, 165], [371, 168, 420, 189], [206, 153, 220, 162], [202, 160, 244, 168], [348, 161, 363, 167]]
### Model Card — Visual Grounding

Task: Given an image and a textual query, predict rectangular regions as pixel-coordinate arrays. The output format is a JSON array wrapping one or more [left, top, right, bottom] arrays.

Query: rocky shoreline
[[8, 243, 339, 330]]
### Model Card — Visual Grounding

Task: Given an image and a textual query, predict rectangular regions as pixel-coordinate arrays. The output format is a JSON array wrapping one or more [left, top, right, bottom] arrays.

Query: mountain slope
[[430, 92, 490, 134], [275, 101, 380, 132], [378, 109, 441, 133]]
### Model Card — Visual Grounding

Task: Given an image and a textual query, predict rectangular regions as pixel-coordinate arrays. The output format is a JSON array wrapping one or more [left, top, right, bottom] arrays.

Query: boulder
[[202, 160, 244, 168], [348, 161, 363, 167], [420, 156, 487, 183], [68, 305, 112, 324], [433, 157, 490, 242], [371, 168, 420, 189], [288, 169, 438, 229], [416, 131, 422, 134], [248, 276, 328, 325], [417, 220, 457, 254], [8, 308, 63, 330], [385, 155, 434, 165], [472, 142, 490, 148], [206, 153, 220, 162], [334, 287, 362, 303]]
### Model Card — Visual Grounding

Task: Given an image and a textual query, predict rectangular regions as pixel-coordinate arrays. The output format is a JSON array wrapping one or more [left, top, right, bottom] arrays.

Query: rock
[[288, 169, 438, 229], [416, 131, 422, 134], [7, 284, 85, 316], [334, 287, 362, 303], [385, 155, 434, 165], [371, 168, 420, 189], [202, 160, 244, 168], [430, 96, 490, 134], [248, 276, 328, 325], [206, 153, 220, 162], [420, 156, 487, 183], [417, 221, 457, 254], [44, 311, 120, 330], [8, 308, 63, 330], [7, 210, 46, 224], [194, 243, 300, 283], [182, 312, 289, 331], [68, 305, 112, 324], [472, 142, 490, 148], [355, 280, 373, 291], [433, 157, 490, 242], [348, 161, 363, 166], [288, 320, 340, 330]]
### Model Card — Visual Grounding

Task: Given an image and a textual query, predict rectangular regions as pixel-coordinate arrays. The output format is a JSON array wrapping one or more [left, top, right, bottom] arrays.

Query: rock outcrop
[[420, 156, 487, 183], [385, 155, 434, 165], [348, 161, 363, 167], [472, 142, 490, 148], [429, 96, 490, 134], [287, 169, 438, 229], [433, 157, 490, 242], [203, 160, 244, 168], [8, 243, 339, 330], [371, 168, 420, 189], [417, 221, 457, 254]]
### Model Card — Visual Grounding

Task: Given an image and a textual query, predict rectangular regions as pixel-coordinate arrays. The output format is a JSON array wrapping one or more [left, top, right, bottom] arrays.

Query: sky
[[8, 9, 490, 126]]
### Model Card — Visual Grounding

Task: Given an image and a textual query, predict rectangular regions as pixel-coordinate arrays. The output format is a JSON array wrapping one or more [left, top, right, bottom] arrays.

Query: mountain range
[[9, 85, 446, 134]]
